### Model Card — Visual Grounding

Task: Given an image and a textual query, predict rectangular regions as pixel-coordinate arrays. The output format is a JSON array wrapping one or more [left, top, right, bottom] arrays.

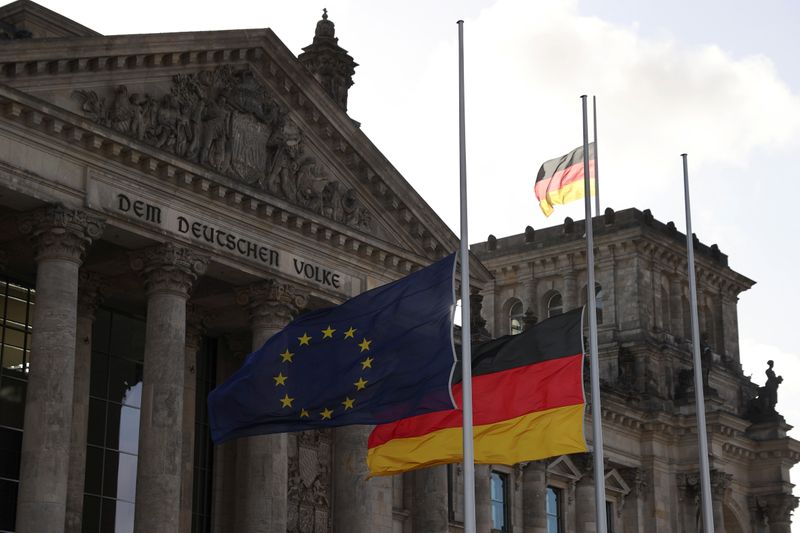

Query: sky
[[32, 0, 800, 524]]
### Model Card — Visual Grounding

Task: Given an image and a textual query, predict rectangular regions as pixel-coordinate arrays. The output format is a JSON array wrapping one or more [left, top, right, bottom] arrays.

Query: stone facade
[[0, 2, 796, 533]]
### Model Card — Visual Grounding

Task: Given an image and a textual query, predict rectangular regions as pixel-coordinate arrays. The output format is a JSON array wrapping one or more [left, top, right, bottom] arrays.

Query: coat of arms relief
[[73, 66, 372, 230]]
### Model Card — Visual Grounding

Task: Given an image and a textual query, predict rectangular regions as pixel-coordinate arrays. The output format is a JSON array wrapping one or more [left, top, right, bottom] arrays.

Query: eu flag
[[208, 253, 458, 444]]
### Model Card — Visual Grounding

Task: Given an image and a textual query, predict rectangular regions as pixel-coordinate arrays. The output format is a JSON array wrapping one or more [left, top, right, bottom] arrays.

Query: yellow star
[[280, 349, 294, 363], [358, 338, 372, 352], [280, 394, 294, 408], [342, 397, 355, 410], [354, 377, 368, 391], [361, 357, 374, 370], [298, 333, 312, 346], [320, 407, 333, 420], [300, 409, 310, 418], [273, 372, 287, 386], [344, 327, 356, 339], [321, 326, 336, 339]]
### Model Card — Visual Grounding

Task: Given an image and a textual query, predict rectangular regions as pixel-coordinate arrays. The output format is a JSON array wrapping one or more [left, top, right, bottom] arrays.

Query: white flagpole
[[592, 95, 600, 216], [681, 153, 715, 532], [582, 95, 608, 533], [457, 20, 477, 533]]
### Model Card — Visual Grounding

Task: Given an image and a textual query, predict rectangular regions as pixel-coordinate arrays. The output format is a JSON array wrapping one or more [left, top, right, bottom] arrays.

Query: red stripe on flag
[[535, 160, 595, 201], [368, 353, 583, 448]]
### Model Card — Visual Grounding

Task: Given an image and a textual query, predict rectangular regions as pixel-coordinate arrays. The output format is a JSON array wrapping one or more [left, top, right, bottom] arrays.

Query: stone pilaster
[[131, 243, 207, 533], [761, 493, 798, 533], [475, 464, 493, 532], [413, 466, 449, 533], [179, 305, 206, 533], [15, 205, 103, 533], [234, 280, 307, 533], [522, 460, 547, 533], [333, 426, 393, 533], [710, 469, 732, 531], [618, 467, 647, 533], [563, 269, 577, 312], [669, 274, 684, 338], [65, 271, 103, 533]]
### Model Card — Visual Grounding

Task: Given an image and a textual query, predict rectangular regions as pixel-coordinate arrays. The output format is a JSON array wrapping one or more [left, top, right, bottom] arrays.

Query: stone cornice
[[0, 85, 445, 280], [0, 31, 464, 272]]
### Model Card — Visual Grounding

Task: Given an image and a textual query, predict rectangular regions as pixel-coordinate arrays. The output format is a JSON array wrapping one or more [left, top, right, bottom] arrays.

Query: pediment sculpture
[[73, 66, 371, 230]]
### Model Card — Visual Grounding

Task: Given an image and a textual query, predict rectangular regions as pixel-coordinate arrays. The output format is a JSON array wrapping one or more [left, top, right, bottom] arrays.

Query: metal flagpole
[[457, 20, 477, 533], [592, 95, 600, 216], [681, 153, 715, 532], [582, 95, 607, 533]]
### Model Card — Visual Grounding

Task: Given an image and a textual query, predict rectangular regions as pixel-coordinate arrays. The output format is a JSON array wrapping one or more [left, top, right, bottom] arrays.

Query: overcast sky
[[37, 0, 800, 518]]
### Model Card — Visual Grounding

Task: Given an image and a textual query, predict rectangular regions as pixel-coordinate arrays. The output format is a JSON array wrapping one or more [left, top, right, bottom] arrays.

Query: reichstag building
[[0, 2, 797, 532]]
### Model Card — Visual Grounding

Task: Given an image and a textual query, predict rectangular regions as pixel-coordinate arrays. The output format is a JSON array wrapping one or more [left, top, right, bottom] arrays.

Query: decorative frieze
[[73, 66, 371, 230], [18, 205, 105, 263]]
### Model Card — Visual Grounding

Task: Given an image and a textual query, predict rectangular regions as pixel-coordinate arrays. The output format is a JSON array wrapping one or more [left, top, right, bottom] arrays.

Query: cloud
[[354, 0, 800, 240]]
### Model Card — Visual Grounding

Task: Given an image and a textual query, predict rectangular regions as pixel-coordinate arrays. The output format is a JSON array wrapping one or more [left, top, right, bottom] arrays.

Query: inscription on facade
[[87, 179, 357, 295]]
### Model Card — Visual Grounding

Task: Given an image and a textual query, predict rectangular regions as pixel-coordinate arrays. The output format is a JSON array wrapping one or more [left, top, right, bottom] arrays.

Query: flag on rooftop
[[366, 308, 587, 476], [208, 253, 458, 445], [535, 142, 596, 217]]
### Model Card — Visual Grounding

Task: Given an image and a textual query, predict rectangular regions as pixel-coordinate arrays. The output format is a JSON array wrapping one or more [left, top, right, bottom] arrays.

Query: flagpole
[[681, 153, 715, 532], [582, 95, 607, 533], [457, 19, 477, 533], [592, 95, 600, 216]]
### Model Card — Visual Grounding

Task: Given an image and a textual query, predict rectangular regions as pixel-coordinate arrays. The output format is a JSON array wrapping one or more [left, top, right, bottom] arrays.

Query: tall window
[[83, 309, 146, 533], [192, 339, 217, 533], [547, 293, 563, 318], [606, 501, 615, 533], [546, 486, 562, 533], [0, 278, 34, 532], [509, 301, 524, 335], [490, 471, 509, 531]]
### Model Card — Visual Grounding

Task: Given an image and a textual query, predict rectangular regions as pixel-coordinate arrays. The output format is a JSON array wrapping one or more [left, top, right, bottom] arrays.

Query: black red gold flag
[[535, 143, 596, 216]]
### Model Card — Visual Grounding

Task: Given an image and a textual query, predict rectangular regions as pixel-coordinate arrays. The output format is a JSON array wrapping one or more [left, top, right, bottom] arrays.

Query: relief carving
[[287, 429, 332, 533], [73, 66, 371, 230]]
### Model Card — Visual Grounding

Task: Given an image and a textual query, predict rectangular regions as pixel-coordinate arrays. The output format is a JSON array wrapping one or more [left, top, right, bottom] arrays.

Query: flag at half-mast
[[535, 142, 596, 217], [366, 309, 587, 476], [208, 253, 458, 444]]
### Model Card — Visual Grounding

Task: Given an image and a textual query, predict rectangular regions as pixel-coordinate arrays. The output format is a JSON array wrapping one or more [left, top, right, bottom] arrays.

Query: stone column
[[65, 272, 103, 533], [522, 461, 547, 533], [413, 466, 449, 533], [179, 306, 205, 533], [131, 243, 207, 533], [15, 206, 103, 533], [710, 470, 731, 532], [234, 280, 306, 533], [563, 269, 577, 312], [574, 455, 597, 533], [475, 464, 493, 532], [333, 426, 393, 533], [763, 493, 798, 533]]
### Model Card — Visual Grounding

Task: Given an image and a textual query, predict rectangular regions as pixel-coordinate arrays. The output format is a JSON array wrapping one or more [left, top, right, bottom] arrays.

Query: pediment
[[0, 29, 476, 271], [605, 469, 631, 496], [547, 456, 582, 481]]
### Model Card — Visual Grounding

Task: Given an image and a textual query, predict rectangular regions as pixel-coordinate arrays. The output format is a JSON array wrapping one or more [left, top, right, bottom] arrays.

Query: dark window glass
[[546, 486, 562, 533], [82, 494, 101, 533], [509, 301, 524, 335], [606, 501, 615, 533], [191, 339, 217, 533], [490, 471, 508, 531], [0, 277, 33, 531], [84, 309, 146, 533]]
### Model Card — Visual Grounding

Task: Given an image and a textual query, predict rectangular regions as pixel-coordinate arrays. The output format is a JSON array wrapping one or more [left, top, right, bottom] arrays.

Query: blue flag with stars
[[208, 253, 458, 444]]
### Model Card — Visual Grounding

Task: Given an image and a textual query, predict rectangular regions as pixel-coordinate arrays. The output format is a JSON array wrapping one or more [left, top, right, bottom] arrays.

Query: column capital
[[19, 205, 105, 263], [77, 270, 104, 321], [130, 243, 207, 297], [757, 492, 799, 525], [235, 279, 308, 331]]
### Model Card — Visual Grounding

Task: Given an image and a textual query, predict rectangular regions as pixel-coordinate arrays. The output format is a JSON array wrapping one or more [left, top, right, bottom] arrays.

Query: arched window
[[509, 301, 524, 335], [547, 292, 563, 318], [581, 284, 603, 324]]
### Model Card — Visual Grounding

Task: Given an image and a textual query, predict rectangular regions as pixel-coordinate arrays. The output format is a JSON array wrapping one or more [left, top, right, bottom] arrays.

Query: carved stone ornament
[[756, 493, 799, 525], [129, 242, 208, 296], [18, 205, 105, 263], [287, 429, 332, 533], [72, 66, 372, 230], [77, 270, 104, 320]]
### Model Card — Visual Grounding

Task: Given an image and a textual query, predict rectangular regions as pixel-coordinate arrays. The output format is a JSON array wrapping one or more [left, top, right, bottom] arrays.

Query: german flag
[[535, 143, 595, 217], [367, 309, 586, 476]]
